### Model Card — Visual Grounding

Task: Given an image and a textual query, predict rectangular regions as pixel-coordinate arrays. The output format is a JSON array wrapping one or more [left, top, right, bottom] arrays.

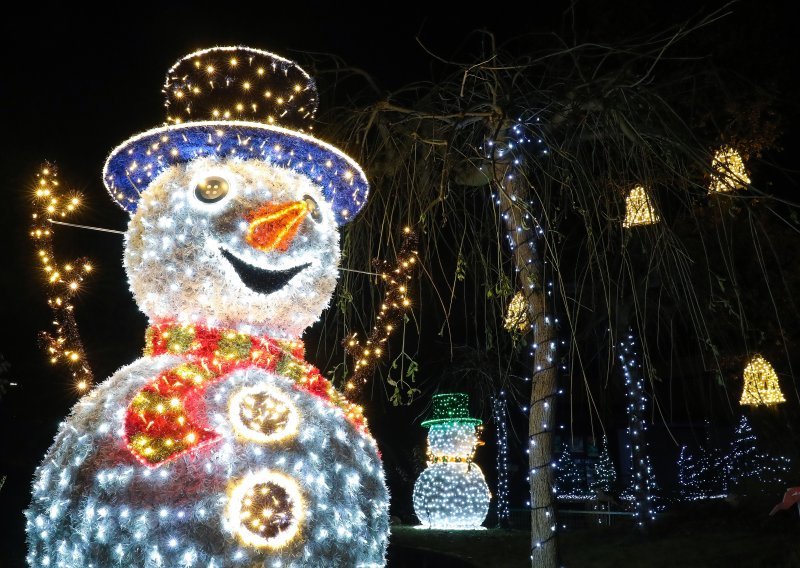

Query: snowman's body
[[27, 125, 389, 565], [412, 397, 490, 530], [28, 355, 387, 567]]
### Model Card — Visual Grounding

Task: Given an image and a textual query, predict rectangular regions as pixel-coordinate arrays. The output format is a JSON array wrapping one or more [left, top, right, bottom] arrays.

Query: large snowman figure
[[26, 47, 389, 567]]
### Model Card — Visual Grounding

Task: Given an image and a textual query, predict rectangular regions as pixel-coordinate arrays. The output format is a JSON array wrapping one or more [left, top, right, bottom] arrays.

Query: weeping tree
[[307, 4, 795, 567]]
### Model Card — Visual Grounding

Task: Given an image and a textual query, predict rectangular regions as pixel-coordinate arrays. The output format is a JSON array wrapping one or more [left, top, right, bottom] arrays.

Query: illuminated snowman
[[413, 393, 490, 529], [26, 47, 389, 567]]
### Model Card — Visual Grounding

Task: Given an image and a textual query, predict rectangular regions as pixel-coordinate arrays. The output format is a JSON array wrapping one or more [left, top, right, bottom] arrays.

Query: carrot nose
[[245, 201, 309, 252]]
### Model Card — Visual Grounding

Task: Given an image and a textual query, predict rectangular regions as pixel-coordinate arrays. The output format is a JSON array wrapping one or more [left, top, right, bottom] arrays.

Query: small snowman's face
[[124, 158, 340, 338]]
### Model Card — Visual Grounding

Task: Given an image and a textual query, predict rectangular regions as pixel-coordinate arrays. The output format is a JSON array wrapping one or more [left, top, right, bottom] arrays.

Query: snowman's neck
[[144, 321, 306, 362]]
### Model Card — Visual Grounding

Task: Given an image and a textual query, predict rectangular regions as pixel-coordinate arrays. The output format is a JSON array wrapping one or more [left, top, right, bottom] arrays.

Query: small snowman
[[413, 393, 490, 529], [26, 47, 389, 567]]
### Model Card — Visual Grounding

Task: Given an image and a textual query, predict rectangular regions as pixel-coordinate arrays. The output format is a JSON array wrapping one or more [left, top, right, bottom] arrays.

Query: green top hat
[[421, 393, 482, 427]]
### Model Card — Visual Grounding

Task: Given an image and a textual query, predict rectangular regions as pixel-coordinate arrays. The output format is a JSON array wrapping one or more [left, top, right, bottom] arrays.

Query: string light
[[414, 393, 490, 529], [618, 332, 657, 527], [678, 443, 727, 502], [622, 185, 660, 228], [345, 227, 419, 395], [27, 47, 389, 567], [708, 146, 750, 193], [739, 354, 785, 406], [555, 442, 592, 500], [593, 435, 616, 493], [726, 414, 791, 490], [493, 394, 511, 525], [30, 164, 94, 391], [164, 47, 316, 132]]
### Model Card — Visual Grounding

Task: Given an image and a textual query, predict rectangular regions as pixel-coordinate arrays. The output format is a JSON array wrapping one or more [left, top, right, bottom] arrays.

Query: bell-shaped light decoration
[[709, 146, 750, 193], [740, 354, 785, 406], [623, 185, 660, 228], [504, 291, 530, 333]]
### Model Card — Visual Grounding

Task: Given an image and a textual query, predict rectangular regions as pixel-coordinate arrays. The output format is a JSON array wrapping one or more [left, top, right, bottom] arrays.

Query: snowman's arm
[[342, 228, 419, 400]]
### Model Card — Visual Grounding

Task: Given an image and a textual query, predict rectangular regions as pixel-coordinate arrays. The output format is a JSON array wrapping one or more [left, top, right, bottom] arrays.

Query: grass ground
[[390, 500, 800, 567]]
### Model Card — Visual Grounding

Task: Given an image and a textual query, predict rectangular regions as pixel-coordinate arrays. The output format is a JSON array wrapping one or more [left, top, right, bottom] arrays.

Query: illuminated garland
[[622, 185, 660, 228], [739, 354, 785, 406], [709, 146, 750, 193], [30, 164, 94, 391], [345, 227, 419, 395]]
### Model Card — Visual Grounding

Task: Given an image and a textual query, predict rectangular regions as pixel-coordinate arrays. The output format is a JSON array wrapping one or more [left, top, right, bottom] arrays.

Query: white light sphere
[[413, 462, 491, 529]]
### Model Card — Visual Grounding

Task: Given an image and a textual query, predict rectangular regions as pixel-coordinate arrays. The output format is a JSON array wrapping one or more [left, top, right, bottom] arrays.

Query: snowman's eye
[[303, 195, 322, 223], [194, 176, 230, 203]]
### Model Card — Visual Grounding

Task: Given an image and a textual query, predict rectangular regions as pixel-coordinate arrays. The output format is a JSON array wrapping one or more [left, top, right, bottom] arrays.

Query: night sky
[[1, 2, 798, 566]]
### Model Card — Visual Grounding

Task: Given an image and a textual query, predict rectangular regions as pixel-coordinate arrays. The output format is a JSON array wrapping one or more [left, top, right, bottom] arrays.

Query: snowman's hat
[[421, 393, 482, 428], [103, 46, 368, 225]]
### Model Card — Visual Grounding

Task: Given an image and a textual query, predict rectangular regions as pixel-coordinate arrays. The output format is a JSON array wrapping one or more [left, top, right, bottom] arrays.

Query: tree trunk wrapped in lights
[[492, 156, 559, 563], [619, 332, 656, 529], [493, 392, 512, 527]]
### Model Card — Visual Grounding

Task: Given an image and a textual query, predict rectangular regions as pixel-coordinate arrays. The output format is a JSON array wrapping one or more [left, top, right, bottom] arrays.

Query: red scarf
[[124, 322, 366, 467]]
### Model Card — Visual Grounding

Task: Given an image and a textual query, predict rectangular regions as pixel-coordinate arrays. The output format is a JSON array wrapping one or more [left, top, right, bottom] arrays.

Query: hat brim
[[421, 417, 483, 428], [103, 120, 368, 225]]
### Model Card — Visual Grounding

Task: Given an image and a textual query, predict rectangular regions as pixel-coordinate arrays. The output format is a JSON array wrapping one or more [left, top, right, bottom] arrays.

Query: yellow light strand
[[30, 164, 95, 391], [344, 227, 419, 397], [709, 146, 750, 193], [739, 353, 785, 406], [622, 185, 660, 228]]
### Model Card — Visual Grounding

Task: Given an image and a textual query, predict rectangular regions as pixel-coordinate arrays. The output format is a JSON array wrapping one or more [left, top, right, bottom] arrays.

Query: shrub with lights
[[25, 47, 389, 567], [413, 393, 491, 530]]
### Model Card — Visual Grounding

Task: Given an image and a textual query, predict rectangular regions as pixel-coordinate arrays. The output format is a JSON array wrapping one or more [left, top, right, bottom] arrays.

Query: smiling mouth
[[220, 248, 310, 295]]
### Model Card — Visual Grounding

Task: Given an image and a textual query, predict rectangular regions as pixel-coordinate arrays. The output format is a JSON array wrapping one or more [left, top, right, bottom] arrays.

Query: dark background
[[1, 2, 798, 566]]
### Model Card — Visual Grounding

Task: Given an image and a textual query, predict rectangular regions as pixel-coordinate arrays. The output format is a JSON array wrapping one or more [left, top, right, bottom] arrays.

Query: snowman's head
[[103, 47, 370, 338], [124, 157, 341, 338]]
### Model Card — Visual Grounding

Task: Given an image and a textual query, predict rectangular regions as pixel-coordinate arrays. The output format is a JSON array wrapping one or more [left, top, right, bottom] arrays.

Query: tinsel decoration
[[344, 227, 419, 396], [30, 164, 94, 391]]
